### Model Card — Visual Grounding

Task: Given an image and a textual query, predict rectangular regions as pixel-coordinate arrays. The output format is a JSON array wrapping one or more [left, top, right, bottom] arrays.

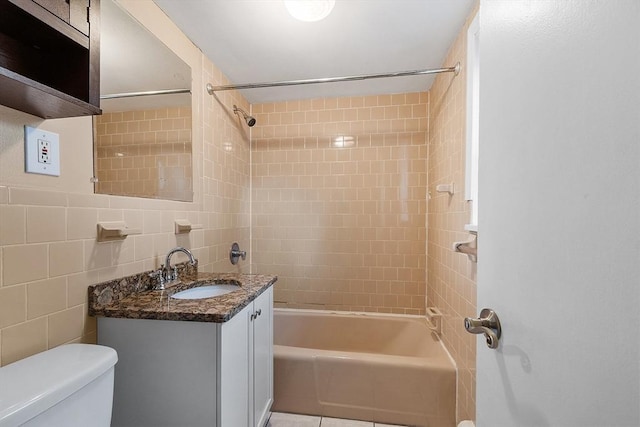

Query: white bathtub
[[273, 309, 456, 427]]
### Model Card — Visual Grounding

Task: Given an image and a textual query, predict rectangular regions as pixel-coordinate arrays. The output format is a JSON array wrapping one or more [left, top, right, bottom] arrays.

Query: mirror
[[93, 0, 193, 202]]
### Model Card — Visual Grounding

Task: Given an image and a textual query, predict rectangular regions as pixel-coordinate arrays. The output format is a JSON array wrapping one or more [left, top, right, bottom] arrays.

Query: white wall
[[477, 1, 640, 426]]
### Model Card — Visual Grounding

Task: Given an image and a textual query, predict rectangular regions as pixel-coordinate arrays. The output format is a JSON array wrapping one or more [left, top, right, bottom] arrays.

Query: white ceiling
[[153, 0, 475, 104]]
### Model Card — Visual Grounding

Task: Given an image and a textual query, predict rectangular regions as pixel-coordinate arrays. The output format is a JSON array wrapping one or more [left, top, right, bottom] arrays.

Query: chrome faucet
[[149, 247, 197, 290], [164, 246, 196, 281], [166, 246, 196, 268]]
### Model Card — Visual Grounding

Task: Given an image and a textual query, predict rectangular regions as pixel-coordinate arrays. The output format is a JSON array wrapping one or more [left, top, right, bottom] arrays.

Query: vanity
[[89, 267, 277, 427]]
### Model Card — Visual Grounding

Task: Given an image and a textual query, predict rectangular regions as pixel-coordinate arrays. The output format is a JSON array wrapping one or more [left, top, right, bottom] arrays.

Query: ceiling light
[[284, 0, 335, 22]]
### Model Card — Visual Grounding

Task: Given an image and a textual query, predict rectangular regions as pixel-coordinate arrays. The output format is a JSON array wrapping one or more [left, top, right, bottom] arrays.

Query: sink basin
[[171, 284, 240, 300]]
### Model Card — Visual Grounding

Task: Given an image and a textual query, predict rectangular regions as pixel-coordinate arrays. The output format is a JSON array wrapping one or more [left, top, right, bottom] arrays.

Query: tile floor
[[266, 412, 407, 427]]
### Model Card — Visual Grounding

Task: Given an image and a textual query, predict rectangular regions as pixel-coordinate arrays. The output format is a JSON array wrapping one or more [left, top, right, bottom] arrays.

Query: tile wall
[[0, 0, 251, 366], [426, 8, 478, 423], [251, 93, 428, 314], [95, 106, 193, 201]]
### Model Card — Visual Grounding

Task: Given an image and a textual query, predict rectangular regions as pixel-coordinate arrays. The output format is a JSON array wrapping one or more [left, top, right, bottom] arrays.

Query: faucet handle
[[162, 264, 176, 282], [149, 269, 165, 290], [230, 242, 247, 265]]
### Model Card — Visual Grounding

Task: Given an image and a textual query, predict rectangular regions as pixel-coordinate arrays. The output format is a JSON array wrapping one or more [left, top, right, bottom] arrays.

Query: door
[[476, 1, 639, 426]]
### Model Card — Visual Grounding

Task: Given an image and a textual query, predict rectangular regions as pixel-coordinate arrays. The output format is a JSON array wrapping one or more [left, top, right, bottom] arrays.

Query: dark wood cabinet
[[32, 0, 90, 35], [0, 0, 101, 119]]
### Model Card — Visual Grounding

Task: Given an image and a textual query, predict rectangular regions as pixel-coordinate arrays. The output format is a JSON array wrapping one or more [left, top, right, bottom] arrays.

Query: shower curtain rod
[[100, 88, 191, 100], [206, 62, 460, 93]]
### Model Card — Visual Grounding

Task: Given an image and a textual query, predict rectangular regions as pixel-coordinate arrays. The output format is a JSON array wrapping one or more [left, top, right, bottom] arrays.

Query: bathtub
[[273, 309, 456, 427]]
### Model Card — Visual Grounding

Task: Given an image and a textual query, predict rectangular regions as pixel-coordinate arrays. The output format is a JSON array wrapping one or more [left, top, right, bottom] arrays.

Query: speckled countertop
[[88, 267, 277, 323]]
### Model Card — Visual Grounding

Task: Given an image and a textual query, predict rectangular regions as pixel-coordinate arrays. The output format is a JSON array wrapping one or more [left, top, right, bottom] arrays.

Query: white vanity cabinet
[[218, 286, 273, 427], [97, 286, 273, 427]]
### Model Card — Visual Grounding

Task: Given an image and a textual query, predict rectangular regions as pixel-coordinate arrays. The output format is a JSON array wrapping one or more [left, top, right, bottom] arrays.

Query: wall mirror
[[93, 0, 193, 202]]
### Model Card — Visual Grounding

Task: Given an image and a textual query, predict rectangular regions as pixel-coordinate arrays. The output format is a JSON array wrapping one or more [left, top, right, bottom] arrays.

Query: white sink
[[171, 284, 240, 300]]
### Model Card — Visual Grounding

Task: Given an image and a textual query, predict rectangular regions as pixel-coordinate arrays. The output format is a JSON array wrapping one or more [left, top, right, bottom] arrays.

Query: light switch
[[25, 126, 60, 176]]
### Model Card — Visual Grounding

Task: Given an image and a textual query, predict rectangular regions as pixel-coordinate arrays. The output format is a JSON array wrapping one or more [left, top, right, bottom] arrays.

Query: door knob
[[465, 308, 502, 349]]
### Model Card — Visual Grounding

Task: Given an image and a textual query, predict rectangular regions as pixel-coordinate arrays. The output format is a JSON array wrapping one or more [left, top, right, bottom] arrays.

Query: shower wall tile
[[427, 7, 478, 424], [252, 93, 428, 315]]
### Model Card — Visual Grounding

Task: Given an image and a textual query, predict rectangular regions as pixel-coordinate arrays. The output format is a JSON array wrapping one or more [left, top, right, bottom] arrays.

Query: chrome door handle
[[465, 308, 502, 349]]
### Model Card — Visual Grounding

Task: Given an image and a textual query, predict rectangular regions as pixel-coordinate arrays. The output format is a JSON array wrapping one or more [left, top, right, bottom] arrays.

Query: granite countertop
[[88, 269, 277, 323]]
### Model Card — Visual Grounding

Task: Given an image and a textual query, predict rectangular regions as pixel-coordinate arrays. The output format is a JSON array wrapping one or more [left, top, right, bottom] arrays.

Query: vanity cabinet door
[[97, 317, 218, 427], [218, 303, 251, 427], [219, 287, 274, 427], [251, 287, 273, 427], [218, 287, 274, 427]]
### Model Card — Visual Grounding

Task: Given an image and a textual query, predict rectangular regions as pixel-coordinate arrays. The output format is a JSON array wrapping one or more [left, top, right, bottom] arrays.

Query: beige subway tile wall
[[427, 8, 478, 423], [252, 93, 428, 314], [202, 58, 252, 272], [0, 0, 250, 366], [95, 107, 193, 201]]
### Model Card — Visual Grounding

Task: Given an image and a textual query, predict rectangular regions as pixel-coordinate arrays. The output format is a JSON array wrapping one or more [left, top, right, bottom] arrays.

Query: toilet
[[0, 344, 117, 427]]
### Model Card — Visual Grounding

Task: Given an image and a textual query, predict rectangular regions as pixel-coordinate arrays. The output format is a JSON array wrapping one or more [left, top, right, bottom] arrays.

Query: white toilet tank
[[0, 344, 118, 427]]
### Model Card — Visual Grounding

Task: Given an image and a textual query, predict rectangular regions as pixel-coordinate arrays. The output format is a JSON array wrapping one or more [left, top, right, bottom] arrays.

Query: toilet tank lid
[[0, 344, 117, 427]]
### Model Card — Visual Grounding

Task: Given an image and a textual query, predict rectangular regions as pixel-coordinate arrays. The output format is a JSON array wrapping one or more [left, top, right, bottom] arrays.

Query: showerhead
[[233, 105, 256, 127]]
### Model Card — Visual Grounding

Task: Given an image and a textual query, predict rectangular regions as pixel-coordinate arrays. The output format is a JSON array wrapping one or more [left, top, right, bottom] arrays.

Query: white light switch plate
[[25, 126, 60, 176]]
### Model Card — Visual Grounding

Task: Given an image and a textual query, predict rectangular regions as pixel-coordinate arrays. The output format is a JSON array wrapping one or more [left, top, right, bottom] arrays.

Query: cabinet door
[[69, 0, 89, 35], [252, 288, 274, 427], [218, 303, 251, 427], [33, 0, 90, 35], [97, 318, 218, 427], [32, 0, 70, 22]]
